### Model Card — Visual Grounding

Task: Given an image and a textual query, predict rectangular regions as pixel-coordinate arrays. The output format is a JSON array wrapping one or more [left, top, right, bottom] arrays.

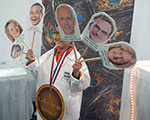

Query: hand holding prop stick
[[21, 38, 35, 57]]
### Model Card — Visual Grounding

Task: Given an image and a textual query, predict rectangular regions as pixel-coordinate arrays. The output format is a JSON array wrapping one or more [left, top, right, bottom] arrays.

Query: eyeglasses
[[94, 24, 109, 37], [52, 31, 61, 40], [90, 20, 110, 38]]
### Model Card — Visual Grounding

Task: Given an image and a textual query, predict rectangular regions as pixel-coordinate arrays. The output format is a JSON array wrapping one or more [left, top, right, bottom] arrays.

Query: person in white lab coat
[[26, 28, 91, 120]]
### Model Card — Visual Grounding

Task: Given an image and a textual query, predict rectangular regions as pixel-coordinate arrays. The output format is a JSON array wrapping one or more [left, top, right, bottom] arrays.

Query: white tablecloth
[[0, 67, 36, 120], [120, 61, 150, 120]]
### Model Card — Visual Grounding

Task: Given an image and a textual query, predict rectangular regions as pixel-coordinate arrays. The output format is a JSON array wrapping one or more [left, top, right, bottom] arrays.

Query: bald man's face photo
[[57, 6, 75, 34]]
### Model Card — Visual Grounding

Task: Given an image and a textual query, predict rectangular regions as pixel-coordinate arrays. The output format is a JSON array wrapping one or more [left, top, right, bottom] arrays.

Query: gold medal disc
[[36, 84, 64, 120]]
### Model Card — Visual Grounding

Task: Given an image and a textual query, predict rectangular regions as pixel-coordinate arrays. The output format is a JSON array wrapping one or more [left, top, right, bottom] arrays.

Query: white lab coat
[[28, 46, 91, 120]]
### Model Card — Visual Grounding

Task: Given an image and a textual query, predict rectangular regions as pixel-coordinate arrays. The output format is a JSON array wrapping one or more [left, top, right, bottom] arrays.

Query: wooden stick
[[72, 41, 77, 60], [22, 40, 35, 56], [80, 57, 101, 62], [22, 40, 30, 49], [79, 46, 89, 60], [31, 32, 36, 49]]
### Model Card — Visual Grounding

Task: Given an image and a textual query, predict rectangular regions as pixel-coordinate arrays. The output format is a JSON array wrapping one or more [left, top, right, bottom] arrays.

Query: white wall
[[130, 0, 150, 60]]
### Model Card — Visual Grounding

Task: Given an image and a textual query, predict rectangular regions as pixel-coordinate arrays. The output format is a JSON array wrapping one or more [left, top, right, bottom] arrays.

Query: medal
[[36, 84, 64, 120]]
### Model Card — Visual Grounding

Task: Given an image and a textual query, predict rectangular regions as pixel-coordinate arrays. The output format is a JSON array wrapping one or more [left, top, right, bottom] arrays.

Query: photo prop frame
[[55, 4, 81, 41], [81, 12, 117, 52], [99, 42, 136, 70], [29, 2, 44, 27], [11, 44, 23, 59], [10, 32, 30, 60]]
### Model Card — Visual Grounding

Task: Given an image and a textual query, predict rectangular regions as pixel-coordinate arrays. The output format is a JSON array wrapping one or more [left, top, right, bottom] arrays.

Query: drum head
[[36, 84, 64, 120]]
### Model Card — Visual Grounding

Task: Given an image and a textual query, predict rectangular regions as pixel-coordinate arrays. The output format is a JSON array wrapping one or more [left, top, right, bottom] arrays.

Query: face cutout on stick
[[56, 4, 81, 41], [99, 42, 136, 70], [30, 3, 43, 26], [81, 12, 117, 52], [11, 44, 23, 59], [5, 19, 23, 43]]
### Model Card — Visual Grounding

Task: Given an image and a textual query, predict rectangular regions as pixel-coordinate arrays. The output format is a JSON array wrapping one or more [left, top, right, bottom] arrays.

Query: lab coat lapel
[[61, 50, 75, 66]]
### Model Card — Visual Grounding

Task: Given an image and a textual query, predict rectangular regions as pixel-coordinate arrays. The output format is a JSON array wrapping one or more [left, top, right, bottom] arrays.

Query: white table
[[0, 67, 36, 120], [120, 61, 150, 120]]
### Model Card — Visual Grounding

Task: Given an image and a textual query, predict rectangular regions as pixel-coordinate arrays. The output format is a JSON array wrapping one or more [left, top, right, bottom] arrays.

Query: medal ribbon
[[49, 47, 71, 87]]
